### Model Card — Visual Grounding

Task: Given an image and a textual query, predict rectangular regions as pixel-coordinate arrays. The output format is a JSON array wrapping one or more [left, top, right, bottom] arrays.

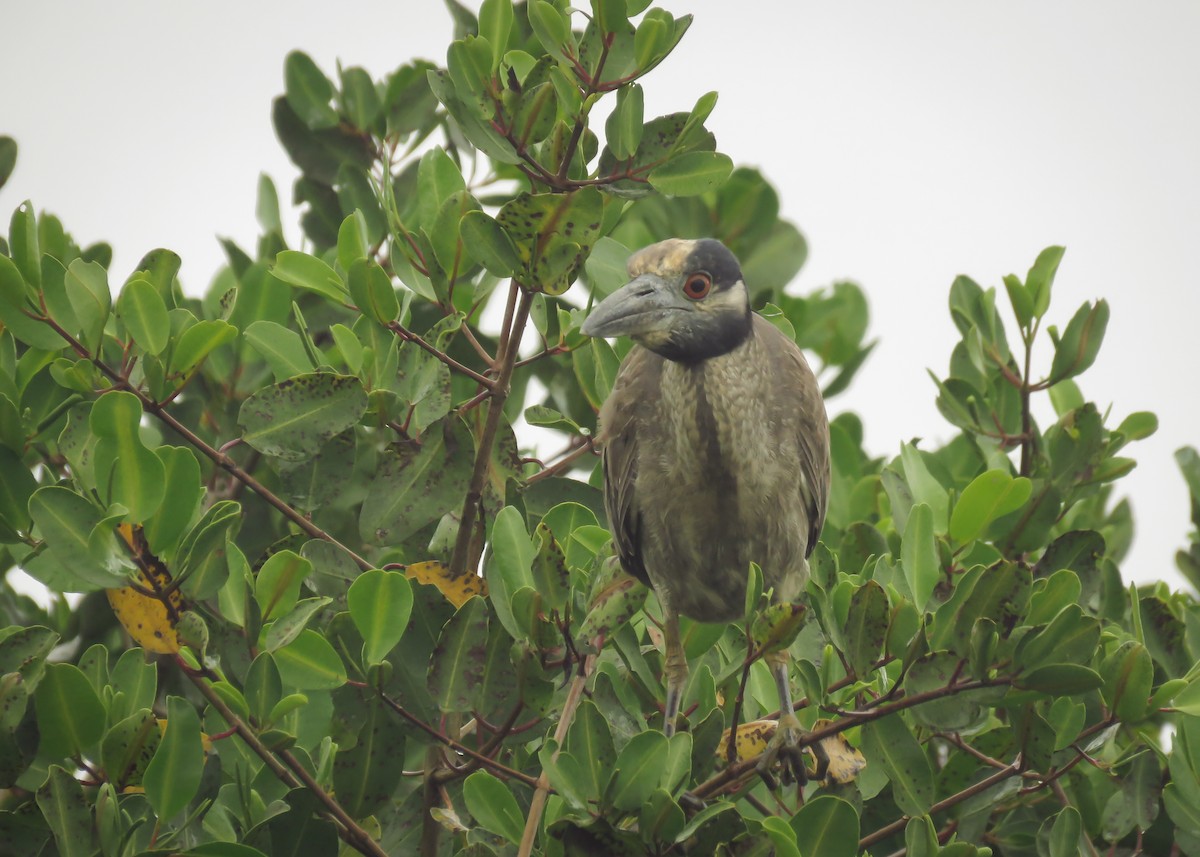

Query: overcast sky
[[3, 2, 1198, 589]]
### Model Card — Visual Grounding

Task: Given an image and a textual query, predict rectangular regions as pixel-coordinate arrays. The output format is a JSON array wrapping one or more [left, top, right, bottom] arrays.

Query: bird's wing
[[756, 316, 831, 556], [597, 346, 660, 586]]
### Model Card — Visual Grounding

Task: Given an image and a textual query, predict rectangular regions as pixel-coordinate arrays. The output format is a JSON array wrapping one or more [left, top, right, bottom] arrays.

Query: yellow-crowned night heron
[[581, 238, 830, 781]]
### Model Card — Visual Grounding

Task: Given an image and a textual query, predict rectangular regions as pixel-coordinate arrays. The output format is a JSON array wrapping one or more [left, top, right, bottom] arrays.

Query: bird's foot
[[755, 712, 825, 789]]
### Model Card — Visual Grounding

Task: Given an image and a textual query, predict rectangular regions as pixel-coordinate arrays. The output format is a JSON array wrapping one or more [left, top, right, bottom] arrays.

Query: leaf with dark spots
[[359, 417, 475, 545], [331, 690, 406, 818], [238, 372, 367, 461], [496, 189, 603, 294], [428, 596, 489, 713]]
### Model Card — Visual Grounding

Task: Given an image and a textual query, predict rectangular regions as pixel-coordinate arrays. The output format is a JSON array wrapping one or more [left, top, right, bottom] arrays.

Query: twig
[[37, 315, 375, 572], [449, 284, 533, 577], [189, 674, 387, 857], [388, 321, 495, 389], [517, 653, 596, 857]]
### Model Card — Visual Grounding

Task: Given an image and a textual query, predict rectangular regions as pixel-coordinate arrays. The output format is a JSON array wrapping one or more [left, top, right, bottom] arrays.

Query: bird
[[580, 237, 830, 783]]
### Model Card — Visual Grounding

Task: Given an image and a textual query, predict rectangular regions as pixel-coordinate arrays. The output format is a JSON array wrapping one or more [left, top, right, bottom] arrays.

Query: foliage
[[0, 2, 1198, 856]]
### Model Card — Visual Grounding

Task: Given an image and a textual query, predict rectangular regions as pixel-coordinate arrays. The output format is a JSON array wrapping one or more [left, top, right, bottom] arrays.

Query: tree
[[1, 2, 1199, 855]]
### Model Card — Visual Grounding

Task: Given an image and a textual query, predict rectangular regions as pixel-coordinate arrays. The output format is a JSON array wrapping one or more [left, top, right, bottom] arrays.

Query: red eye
[[683, 272, 712, 300]]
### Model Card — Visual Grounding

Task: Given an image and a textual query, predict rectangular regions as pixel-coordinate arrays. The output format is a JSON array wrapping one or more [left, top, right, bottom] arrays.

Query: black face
[[651, 239, 752, 364]]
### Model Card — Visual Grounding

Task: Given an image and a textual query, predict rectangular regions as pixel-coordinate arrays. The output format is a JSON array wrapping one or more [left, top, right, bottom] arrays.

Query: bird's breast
[[636, 335, 810, 621]]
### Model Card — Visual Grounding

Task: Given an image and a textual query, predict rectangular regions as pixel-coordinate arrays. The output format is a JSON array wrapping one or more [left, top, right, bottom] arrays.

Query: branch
[[388, 321, 495, 388], [38, 315, 375, 572], [189, 673, 387, 857], [449, 282, 534, 577], [518, 653, 595, 857]]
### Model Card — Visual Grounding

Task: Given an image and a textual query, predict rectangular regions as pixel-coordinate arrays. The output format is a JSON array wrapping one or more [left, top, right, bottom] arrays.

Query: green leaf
[[265, 596, 332, 652], [861, 714, 933, 816], [331, 692, 406, 818], [239, 372, 367, 461], [497, 189, 603, 295], [901, 503, 938, 611], [1003, 273, 1033, 329], [359, 418, 474, 543], [274, 629, 348, 690], [244, 320, 315, 380], [1117, 410, 1158, 442], [478, 0, 514, 68], [348, 570, 414, 664], [1102, 640, 1153, 722], [116, 277, 171, 355], [530, 523, 570, 612], [9, 200, 40, 288], [459, 210, 520, 277], [1049, 806, 1082, 857], [28, 486, 127, 589], [949, 469, 1032, 543], [417, 147, 466, 229], [168, 319, 238, 379], [486, 506, 537, 641], [429, 595, 489, 705], [568, 699, 617, 801], [336, 210, 369, 272], [91, 390, 165, 523], [1018, 663, 1103, 696], [35, 663, 105, 758], [899, 443, 949, 532], [36, 765, 95, 857], [648, 151, 733, 196], [254, 550, 312, 622], [789, 795, 860, 857], [0, 136, 15, 191], [528, 0, 572, 64], [0, 446, 37, 539], [143, 695, 204, 821], [1048, 299, 1109, 383], [843, 580, 888, 677], [339, 66, 381, 130], [606, 83, 645, 161], [1025, 245, 1065, 319], [256, 172, 282, 233], [464, 770, 525, 844], [607, 729, 669, 811], [102, 708, 160, 791], [272, 250, 348, 301], [284, 50, 339, 129], [347, 258, 400, 323], [64, 258, 110, 350]]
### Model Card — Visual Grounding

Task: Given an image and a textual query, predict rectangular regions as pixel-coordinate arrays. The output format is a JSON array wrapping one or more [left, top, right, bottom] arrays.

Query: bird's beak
[[580, 273, 687, 338]]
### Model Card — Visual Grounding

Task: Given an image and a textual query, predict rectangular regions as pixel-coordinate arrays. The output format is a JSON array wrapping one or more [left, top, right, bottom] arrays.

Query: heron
[[581, 237, 830, 782]]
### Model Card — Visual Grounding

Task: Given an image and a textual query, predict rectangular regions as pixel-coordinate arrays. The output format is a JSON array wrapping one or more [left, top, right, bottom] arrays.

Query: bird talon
[[755, 713, 811, 789]]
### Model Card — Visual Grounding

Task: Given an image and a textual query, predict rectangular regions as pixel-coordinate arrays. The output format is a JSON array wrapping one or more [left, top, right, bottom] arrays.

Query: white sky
[[3, 1, 1198, 590]]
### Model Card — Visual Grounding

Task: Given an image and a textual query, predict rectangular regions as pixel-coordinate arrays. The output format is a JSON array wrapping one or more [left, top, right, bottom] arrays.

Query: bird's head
[[580, 238, 752, 362]]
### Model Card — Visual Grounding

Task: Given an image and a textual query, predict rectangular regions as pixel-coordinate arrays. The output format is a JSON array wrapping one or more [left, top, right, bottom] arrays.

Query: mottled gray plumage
[[582, 238, 830, 778], [599, 313, 829, 622]]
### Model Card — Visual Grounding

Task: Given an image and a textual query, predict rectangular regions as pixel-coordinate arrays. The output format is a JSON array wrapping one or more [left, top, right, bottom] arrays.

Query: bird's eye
[[683, 272, 712, 300]]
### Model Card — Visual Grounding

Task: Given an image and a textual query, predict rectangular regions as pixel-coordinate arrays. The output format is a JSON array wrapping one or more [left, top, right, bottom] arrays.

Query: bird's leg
[[756, 650, 828, 787], [662, 609, 689, 737]]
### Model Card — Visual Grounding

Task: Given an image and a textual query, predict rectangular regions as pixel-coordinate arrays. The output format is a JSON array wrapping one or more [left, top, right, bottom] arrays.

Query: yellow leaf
[[107, 524, 184, 654], [811, 718, 868, 785], [405, 559, 487, 608], [717, 717, 866, 785]]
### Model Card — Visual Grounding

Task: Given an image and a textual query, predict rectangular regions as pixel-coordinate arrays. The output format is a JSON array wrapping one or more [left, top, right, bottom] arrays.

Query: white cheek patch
[[698, 280, 748, 314]]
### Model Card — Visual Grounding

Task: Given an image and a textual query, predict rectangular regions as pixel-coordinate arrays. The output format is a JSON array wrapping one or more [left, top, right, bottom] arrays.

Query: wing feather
[[596, 347, 661, 586]]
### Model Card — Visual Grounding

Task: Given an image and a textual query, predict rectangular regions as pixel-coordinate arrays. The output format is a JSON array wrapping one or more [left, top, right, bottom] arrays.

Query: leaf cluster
[[0, 3, 1196, 857]]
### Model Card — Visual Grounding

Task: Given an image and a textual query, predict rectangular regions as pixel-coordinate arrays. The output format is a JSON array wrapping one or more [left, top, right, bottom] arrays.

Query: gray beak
[[580, 273, 687, 338]]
